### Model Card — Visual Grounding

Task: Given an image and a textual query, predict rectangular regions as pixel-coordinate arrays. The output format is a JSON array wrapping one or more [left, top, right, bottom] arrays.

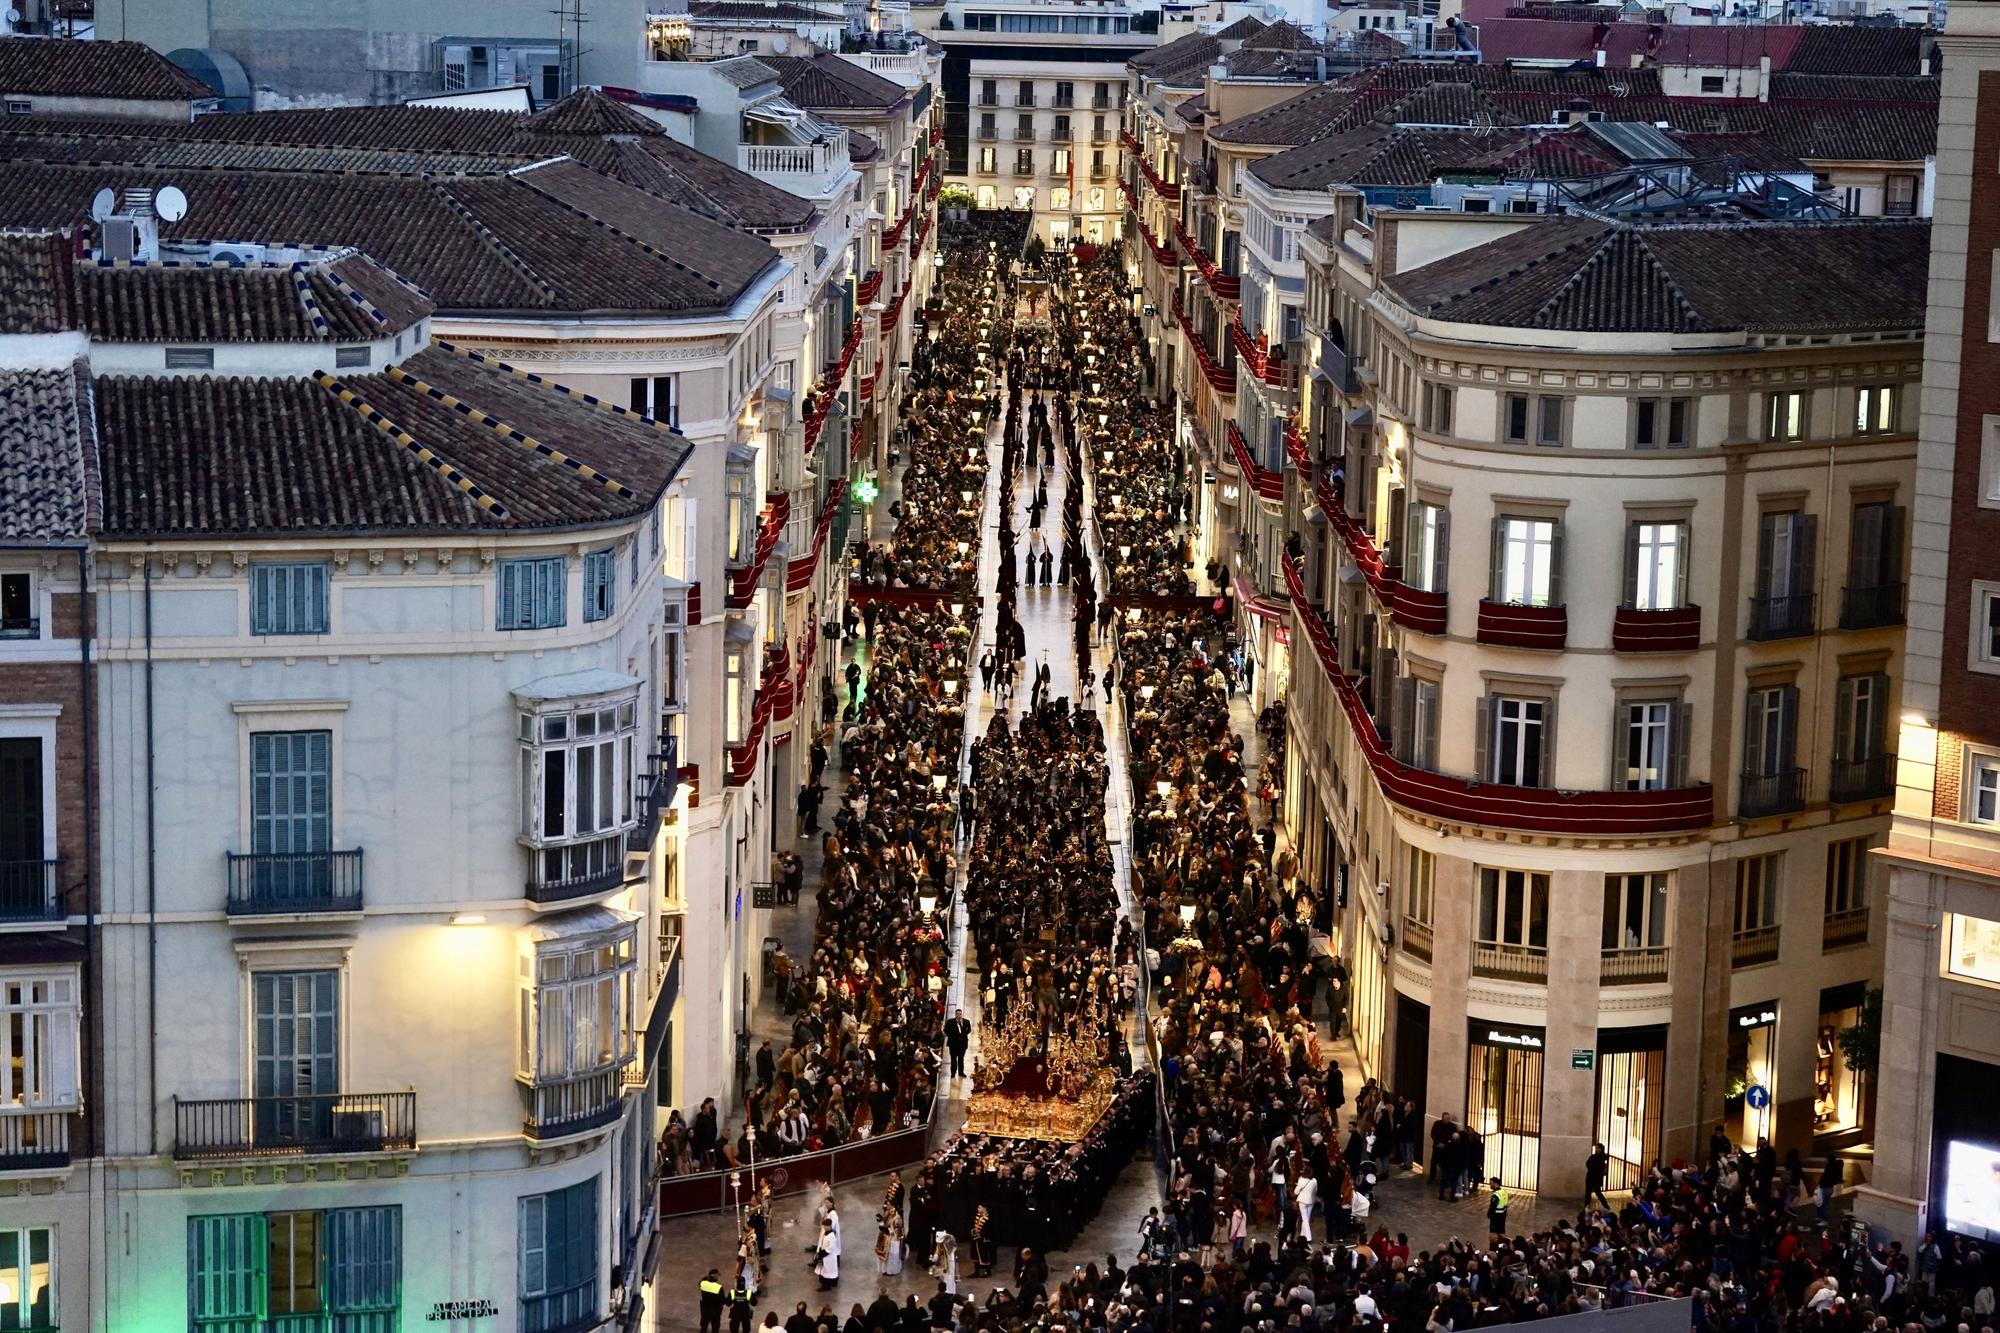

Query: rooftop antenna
[[551, 0, 590, 98]]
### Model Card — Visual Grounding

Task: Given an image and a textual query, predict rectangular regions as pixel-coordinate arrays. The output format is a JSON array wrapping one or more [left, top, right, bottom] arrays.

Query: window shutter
[[1391, 678, 1415, 762], [1868, 672, 1890, 759], [1621, 523, 1640, 608], [251, 734, 275, 855], [1488, 516, 1506, 602], [1432, 508, 1451, 594], [1778, 684, 1800, 769], [1832, 676, 1856, 764], [1548, 521, 1565, 607], [1795, 513, 1818, 609], [1755, 513, 1776, 602], [520, 1195, 549, 1297], [1670, 701, 1692, 790], [1611, 702, 1634, 789], [541, 558, 566, 628], [1849, 503, 1884, 588], [46, 1001, 76, 1105], [1674, 523, 1691, 609], [1421, 682, 1441, 769], [1884, 504, 1907, 584], [498, 562, 522, 629], [1744, 688, 1766, 776], [1539, 697, 1559, 789], [327, 1206, 402, 1318], [1474, 696, 1491, 782], [189, 1213, 268, 1324]]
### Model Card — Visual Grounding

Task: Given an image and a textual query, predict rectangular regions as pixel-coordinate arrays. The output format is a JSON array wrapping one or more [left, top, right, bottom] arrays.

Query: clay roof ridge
[[312, 370, 515, 524], [424, 175, 558, 307], [506, 168, 728, 295], [382, 361, 638, 500]]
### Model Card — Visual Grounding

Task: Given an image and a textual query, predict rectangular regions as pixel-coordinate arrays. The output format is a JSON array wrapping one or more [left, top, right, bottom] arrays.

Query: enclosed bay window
[[1490, 516, 1561, 607], [725, 446, 757, 566], [1405, 499, 1450, 593], [724, 622, 755, 747], [1625, 521, 1688, 610], [517, 688, 641, 898], [0, 971, 79, 1112], [517, 921, 637, 1084]]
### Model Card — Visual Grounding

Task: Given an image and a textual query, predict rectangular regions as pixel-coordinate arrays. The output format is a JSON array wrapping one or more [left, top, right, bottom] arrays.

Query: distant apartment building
[[917, 0, 1159, 245], [1857, 0, 2000, 1256], [1280, 205, 1927, 1195]]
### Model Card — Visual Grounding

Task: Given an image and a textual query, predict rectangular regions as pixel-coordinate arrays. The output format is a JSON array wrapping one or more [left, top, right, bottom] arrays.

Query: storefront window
[[1467, 1023, 1544, 1192], [1726, 1003, 1779, 1149], [1946, 913, 2000, 986], [1814, 983, 1868, 1138], [1596, 1027, 1666, 1193]]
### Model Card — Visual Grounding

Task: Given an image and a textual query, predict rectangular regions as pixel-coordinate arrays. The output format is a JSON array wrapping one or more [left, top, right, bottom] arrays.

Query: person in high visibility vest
[[698, 1270, 727, 1333], [1486, 1178, 1511, 1246], [728, 1278, 758, 1333]]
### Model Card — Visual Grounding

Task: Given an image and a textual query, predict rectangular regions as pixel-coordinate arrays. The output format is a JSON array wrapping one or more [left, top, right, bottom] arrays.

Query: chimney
[[1758, 52, 1771, 101], [1375, 212, 1399, 277]]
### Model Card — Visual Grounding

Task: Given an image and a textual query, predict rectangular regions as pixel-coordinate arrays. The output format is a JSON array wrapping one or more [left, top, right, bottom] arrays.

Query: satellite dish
[[90, 187, 116, 222], [771, 33, 791, 53], [155, 185, 188, 223], [6, 11, 23, 27]]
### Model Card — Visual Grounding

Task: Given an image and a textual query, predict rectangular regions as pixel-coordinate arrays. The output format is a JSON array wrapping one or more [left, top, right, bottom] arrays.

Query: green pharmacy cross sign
[[851, 476, 880, 506]]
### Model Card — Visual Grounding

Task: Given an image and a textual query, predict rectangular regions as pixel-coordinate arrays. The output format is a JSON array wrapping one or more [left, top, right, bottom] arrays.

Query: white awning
[[522, 904, 639, 944]]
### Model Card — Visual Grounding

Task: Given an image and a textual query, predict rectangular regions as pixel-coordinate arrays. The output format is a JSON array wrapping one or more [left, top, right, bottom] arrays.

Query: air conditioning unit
[[209, 244, 264, 266], [101, 216, 138, 262], [331, 1110, 384, 1143]]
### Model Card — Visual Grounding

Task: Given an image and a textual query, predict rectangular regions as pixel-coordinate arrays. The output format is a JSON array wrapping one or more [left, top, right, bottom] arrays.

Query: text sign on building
[[428, 1300, 499, 1321], [1571, 1048, 1594, 1071]]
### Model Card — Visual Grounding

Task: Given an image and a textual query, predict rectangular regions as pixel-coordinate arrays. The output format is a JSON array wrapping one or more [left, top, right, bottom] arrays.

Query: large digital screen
[[1943, 1140, 2000, 1242]]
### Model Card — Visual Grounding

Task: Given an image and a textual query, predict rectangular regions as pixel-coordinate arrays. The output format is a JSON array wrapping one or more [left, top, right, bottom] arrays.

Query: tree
[[1836, 986, 1883, 1076]]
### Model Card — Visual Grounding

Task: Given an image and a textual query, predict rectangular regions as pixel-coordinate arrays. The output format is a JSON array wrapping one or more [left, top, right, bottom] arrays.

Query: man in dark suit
[[944, 1008, 973, 1079]]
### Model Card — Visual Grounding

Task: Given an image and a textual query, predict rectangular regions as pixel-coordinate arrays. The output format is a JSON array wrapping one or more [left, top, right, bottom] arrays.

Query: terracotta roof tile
[[0, 364, 95, 541], [0, 39, 211, 103], [762, 53, 906, 111]]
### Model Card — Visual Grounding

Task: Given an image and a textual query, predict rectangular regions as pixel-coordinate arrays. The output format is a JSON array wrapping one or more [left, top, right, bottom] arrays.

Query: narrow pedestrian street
[[656, 221, 1570, 1333]]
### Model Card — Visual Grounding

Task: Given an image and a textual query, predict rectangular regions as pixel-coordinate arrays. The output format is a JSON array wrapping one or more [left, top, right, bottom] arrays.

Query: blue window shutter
[[251, 563, 329, 634], [251, 732, 331, 857], [327, 1205, 402, 1319], [188, 1213, 268, 1327], [584, 550, 613, 622], [519, 1195, 548, 1296], [498, 562, 521, 629], [537, 558, 566, 628]]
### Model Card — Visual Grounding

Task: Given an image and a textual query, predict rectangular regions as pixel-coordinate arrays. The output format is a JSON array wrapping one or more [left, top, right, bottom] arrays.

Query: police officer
[[728, 1275, 757, 1333], [699, 1269, 727, 1333]]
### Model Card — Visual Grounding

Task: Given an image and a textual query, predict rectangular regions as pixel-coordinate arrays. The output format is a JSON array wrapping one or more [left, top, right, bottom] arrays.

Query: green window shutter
[[584, 549, 614, 623], [519, 1194, 548, 1297], [188, 1213, 268, 1330]]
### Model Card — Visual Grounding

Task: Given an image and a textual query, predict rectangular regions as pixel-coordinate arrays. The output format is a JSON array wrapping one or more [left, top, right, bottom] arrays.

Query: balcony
[[1317, 333, 1359, 394], [521, 1280, 598, 1333], [172, 1091, 417, 1160], [1016, 94, 1036, 108], [1224, 422, 1284, 503], [627, 736, 682, 852], [1839, 581, 1904, 630], [1600, 946, 1669, 985], [1612, 605, 1702, 653], [1092, 95, 1113, 110], [1476, 599, 1569, 650], [976, 93, 999, 106], [1290, 591, 1716, 836], [841, 49, 932, 89], [527, 833, 629, 905], [1473, 943, 1548, 982], [1175, 219, 1238, 300], [1828, 751, 1893, 804], [738, 138, 849, 200], [1401, 916, 1432, 962], [1822, 908, 1870, 951], [0, 1109, 70, 1171], [225, 849, 364, 916], [1739, 767, 1806, 819], [1746, 592, 1815, 641], [1731, 926, 1781, 968], [523, 1067, 626, 1140], [976, 125, 998, 141], [1392, 584, 1448, 635], [0, 858, 61, 923]]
